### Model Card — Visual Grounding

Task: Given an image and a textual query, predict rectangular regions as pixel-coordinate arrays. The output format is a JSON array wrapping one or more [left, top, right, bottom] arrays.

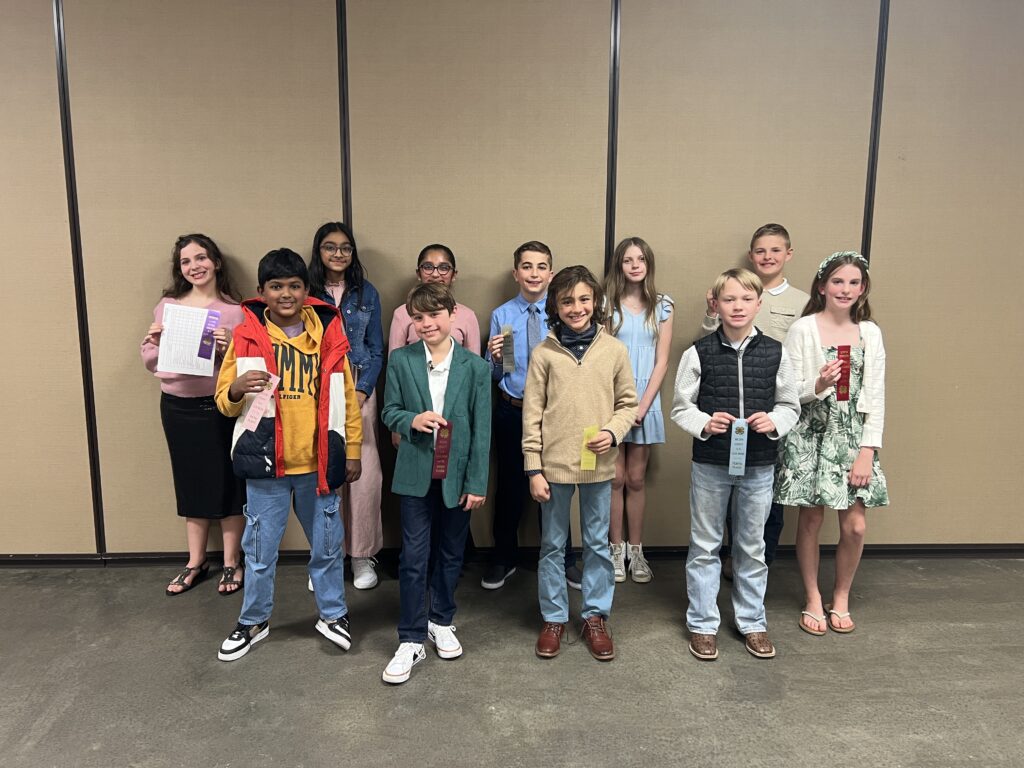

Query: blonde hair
[[711, 267, 763, 299]]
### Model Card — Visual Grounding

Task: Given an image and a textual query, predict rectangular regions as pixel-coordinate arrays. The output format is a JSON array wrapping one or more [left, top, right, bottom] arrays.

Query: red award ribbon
[[432, 422, 454, 479], [836, 345, 851, 402]]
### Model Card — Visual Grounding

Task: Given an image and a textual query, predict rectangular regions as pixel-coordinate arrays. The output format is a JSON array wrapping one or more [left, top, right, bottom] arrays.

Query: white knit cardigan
[[783, 315, 886, 449]]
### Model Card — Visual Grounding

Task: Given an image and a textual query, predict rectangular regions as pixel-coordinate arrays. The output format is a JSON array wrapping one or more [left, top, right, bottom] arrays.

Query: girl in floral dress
[[775, 252, 888, 635]]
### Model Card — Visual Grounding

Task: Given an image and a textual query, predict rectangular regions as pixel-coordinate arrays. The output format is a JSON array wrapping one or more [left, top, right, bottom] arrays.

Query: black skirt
[[160, 393, 245, 519]]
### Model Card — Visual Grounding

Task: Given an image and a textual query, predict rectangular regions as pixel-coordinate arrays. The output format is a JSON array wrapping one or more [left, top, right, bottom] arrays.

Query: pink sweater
[[141, 297, 245, 397], [388, 302, 481, 356]]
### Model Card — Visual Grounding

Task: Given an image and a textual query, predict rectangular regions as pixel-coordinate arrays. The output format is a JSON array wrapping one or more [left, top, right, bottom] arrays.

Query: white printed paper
[[156, 304, 219, 376]]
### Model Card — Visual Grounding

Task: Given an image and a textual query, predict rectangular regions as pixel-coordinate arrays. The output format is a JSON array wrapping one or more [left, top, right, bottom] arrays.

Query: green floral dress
[[774, 346, 889, 509]]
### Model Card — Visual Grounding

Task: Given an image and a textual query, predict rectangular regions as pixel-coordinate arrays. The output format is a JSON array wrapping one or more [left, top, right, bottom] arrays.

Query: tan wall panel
[[0, 1, 95, 553], [869, 1, 1024, 542], [615, 1, 878, 545], [65, 0, 342, 551], [348, 0, 610, 546]]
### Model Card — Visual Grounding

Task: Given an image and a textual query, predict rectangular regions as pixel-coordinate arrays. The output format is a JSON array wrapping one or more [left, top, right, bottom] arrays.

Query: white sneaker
[[610, 542, 626, 583], [352, 557, 379, 590], [307, 576, 314, 593], [217, 621, 269, 662], [427, 621, 463, 659], [382, 642, 426, 684], [628, 543, 652, 583]]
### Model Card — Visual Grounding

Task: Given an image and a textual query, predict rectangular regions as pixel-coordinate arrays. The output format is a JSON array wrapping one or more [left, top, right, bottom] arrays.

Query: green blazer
[[381, 340, 491, 508]]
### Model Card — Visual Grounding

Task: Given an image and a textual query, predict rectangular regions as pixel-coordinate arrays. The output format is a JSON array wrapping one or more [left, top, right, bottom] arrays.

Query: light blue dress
[[611, 295, 673, 445]]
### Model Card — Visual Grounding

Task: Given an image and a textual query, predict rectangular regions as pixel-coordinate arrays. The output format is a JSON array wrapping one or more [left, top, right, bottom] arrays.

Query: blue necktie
[[527, 304, 541, 361]]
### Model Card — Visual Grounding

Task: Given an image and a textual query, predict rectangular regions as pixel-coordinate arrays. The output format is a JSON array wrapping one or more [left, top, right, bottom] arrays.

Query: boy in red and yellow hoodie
[[215, 249, 362, 662]]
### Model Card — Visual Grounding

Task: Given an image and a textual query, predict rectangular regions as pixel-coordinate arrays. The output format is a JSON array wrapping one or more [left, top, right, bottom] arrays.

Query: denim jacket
[[316, 279, 384, 397]]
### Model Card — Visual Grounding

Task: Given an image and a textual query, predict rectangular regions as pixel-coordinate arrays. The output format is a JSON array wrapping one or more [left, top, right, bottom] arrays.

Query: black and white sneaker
[[481, 564, 516, 590], [218, 621, 269, 662], [315, 615, 352, 651]]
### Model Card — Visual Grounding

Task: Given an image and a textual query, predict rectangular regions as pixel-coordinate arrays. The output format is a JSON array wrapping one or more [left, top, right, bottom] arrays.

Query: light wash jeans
[[538, 481, 614, 623], [686, 462, 772, 635], [239, 472, 347, 625]]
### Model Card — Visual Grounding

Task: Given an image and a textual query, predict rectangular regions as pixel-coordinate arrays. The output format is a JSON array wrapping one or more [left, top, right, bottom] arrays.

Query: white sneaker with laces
[[427, 621, 463, 659], [352, 556, 379, 590], [610, 542, 626, 583], [382, 642, 426, 684], [628, 543, 652, 583]]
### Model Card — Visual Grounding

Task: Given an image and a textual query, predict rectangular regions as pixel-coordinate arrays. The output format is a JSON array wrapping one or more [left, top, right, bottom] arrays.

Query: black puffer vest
[[693, 328, 783, 467]]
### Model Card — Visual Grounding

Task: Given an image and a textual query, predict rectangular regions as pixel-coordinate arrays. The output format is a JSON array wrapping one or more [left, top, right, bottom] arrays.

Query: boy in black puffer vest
[[670, 268, 799, 662]]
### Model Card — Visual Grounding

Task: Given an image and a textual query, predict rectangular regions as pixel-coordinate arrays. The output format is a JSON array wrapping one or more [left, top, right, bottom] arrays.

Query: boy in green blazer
[[380, 283, 491, 684]]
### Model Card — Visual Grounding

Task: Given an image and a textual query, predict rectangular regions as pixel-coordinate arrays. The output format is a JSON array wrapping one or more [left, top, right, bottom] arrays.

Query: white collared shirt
[[424, 338, 456, 417], [765, 278, 790, 296]]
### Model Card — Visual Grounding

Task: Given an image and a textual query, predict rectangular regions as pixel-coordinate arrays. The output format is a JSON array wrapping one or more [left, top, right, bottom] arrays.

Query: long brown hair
[[162, 233, 242, 302], [604, 237, 661, 338], [802, 251, 873, 322]]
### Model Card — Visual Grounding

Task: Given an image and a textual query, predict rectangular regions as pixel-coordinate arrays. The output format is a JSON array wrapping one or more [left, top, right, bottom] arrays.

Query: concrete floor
[[1, 557, 1022, 768]]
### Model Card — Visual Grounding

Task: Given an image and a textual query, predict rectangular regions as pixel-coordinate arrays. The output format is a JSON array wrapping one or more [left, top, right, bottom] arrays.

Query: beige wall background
[[63, 0, 342, 552], [1, 0, 95, 553], [3, 1, 1021, 554], [615, 0, 879, 547]]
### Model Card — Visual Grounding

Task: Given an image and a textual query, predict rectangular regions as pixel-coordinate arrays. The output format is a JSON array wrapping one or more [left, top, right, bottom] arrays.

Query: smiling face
[[410, 306, 454, 347], [513, 250, 552, 302], [319, 230, 353, 282], [417, 249, 456, 286], [748, 234, 793, 286], [556, 281, 594, 332], [820, 263, 865, 314], [178, 242, 217, 288], [714, 277, 762, 333], [259, 275, 308, 327]]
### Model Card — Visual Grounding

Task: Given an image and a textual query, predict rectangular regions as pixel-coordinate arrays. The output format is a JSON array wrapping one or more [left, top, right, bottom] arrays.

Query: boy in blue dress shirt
[[481, 242, 577, 590]]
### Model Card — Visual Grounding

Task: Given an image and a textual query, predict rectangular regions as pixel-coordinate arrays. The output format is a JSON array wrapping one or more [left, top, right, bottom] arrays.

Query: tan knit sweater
[[522, 326, 638, 484]]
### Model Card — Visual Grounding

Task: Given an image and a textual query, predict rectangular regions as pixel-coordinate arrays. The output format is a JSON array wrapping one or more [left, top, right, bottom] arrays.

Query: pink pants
[[342, 389, 383, 557]]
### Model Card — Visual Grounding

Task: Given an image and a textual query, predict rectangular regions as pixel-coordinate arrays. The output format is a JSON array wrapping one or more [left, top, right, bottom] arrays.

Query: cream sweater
[[783, 315, 886, 448], [522, 325, 638, 484]]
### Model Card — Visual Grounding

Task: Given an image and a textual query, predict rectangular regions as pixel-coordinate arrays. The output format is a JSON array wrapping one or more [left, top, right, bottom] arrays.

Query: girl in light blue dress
[[604, 237, 674, 583]]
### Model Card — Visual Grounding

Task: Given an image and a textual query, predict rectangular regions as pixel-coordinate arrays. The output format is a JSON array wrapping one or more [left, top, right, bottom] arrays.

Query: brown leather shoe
[[536, 622, 566, 658], [689, 633, 718, 661], [744, 631, 776, 659], [582, 615, 615, 661]]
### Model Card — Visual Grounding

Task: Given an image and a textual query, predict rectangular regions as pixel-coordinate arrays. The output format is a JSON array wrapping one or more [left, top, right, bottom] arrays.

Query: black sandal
[[218, 566, 244, 596], [165, 560, 210, 596]]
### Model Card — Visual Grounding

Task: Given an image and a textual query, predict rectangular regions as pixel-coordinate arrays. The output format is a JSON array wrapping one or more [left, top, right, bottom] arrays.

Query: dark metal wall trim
[[603, 0, 622, 274], [860, 0, 890, 260], [52, 0, 106, 554], [336, 0, 353, 226]]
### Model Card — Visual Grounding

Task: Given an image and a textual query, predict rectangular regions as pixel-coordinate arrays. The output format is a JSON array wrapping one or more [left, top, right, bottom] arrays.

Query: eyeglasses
[[320, 243, 354, 256], [418, 263, 454, 275]]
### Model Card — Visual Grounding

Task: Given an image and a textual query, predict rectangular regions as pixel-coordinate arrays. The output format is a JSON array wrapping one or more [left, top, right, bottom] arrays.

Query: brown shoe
[[688, 632, 718, 661], [744, 631, 776, 659], [536, 622, 566, 658], [581, 615, 615, 661]]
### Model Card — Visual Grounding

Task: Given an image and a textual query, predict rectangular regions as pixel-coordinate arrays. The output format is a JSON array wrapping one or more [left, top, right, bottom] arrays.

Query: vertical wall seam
[[603, 0, 622, 274], [861, 0, 890, 261], [52, 0, 106, 554], [337, 0, 353, 226]]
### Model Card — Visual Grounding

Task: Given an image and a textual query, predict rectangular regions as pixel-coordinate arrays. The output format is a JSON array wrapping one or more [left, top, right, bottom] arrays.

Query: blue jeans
[[686, 462, 772, 635], [239, 473, 347, 625], [723, 498, 784, 566], [539, 481, 614, 623], [398, 481, 471, 643]]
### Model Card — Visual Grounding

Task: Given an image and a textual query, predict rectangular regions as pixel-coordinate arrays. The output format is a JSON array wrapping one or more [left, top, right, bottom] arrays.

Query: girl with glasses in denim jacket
[[307, 221, 385, 590]]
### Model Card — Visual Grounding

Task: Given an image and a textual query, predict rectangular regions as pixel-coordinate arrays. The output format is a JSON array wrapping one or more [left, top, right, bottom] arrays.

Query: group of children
[[141, 221, 887, 682]]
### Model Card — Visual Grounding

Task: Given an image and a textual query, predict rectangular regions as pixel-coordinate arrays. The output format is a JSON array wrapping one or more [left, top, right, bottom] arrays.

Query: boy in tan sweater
[[523, 265, 638, 662]]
